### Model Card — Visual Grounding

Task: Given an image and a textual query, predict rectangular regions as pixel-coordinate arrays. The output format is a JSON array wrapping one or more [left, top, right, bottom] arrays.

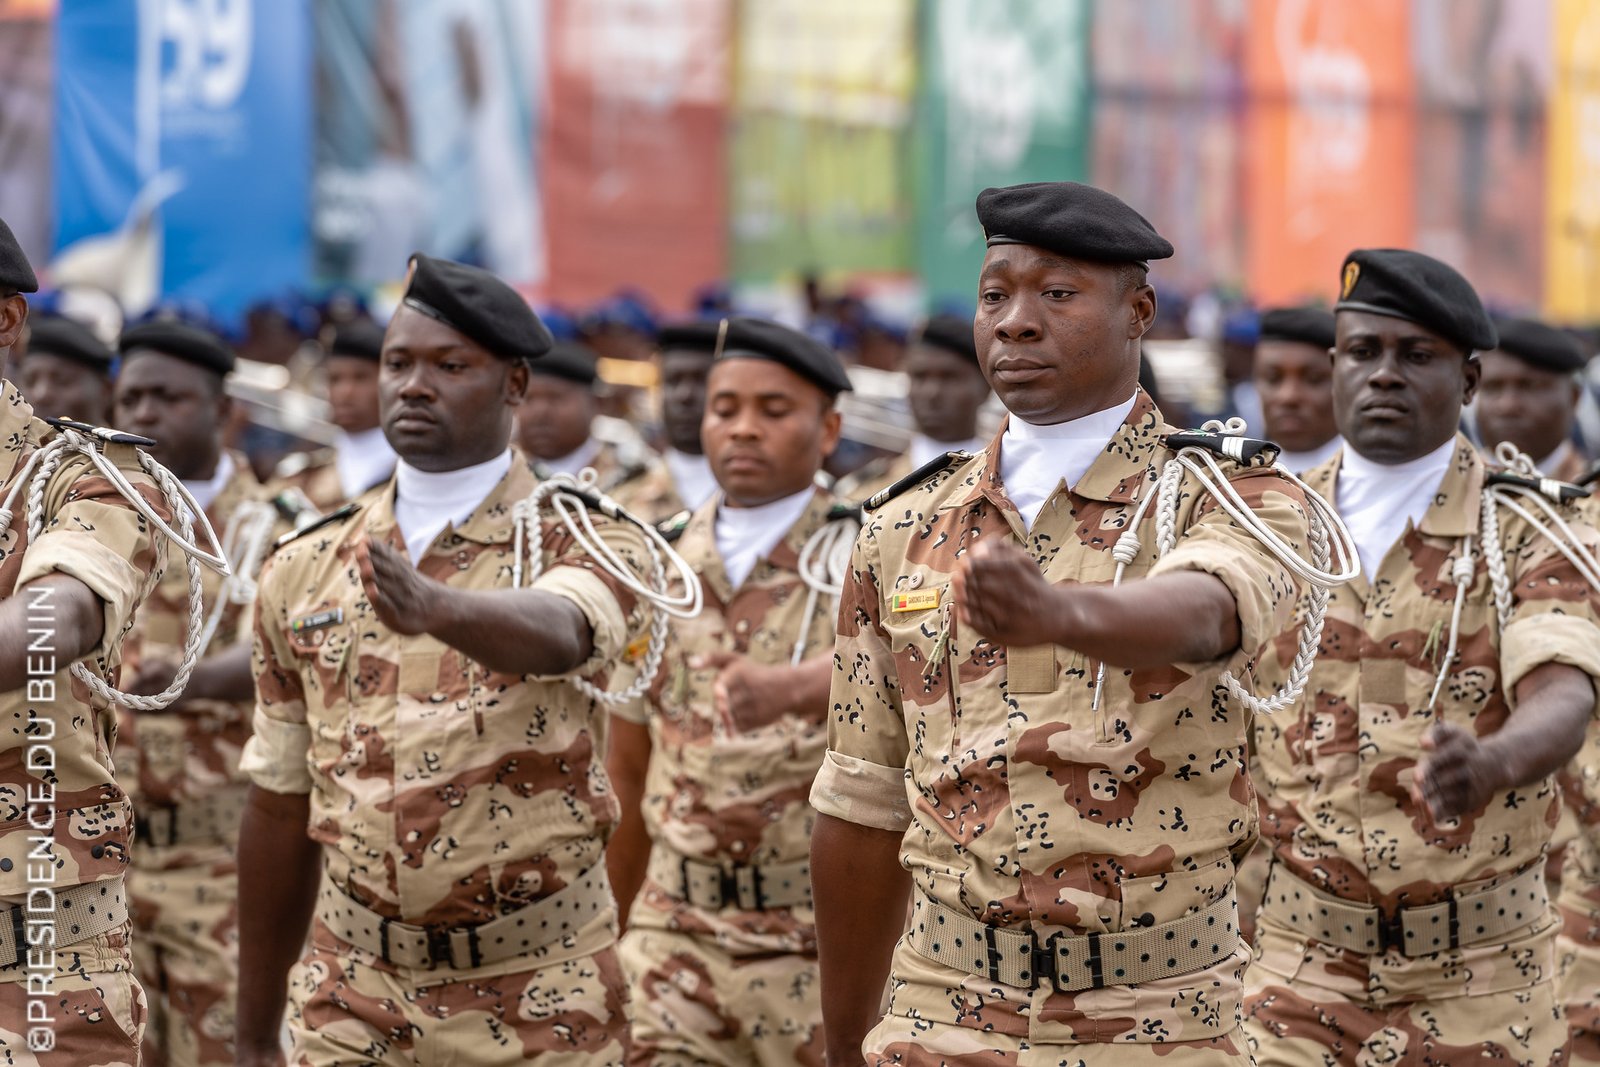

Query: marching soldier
[[1475, 316, 1590, 482], [272, 320, 396, 511], [836, 314, 991, 501], [16, 312, 115, 426], [1246, 250, 1600, 1066], [810, 182, 1319, 1064], [1252, 306, 1341, 473], [235, 254, 655, 1067], [515, 340, 666, 507], [111, 320, 294, 1067], [600, 322, 720, 523], [0, 220, 178, 1064], [606, 317, 855, 1065]]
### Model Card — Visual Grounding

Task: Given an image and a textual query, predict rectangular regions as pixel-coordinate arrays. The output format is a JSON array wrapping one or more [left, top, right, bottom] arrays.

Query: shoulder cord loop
[[0, 430, 231, 710], [791, 515, 859, 666], [1091, 417, 1360, 720], [510, 468, 703, 705]]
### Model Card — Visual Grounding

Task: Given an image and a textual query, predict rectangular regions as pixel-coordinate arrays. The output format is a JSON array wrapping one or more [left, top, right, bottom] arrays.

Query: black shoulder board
[[655, 509, 692, 544], [1164, 430, 1281, 467], [43, 417, 155, 447], [861, 451, 969, 512], [270, 492, 309, 524], [826, 502, 862, 524], [1580, 463, 1600, 489], [272, 502, 360, 550], [1487, 470, 1591, 503]]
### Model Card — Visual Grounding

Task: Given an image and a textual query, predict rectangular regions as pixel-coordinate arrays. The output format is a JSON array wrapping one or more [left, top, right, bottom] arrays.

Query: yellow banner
[[1546, 0, 1600, 320]]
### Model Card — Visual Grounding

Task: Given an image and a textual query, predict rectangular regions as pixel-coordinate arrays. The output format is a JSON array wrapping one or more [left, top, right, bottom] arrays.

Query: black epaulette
[[1487, 470, 1591, 503], [1163, 429, 1281, 467], [42, 417, 155, 448], [272, 502, 360, 550], [1579, 463, 1600, 489], [860, 451, 971, 512], [826, 502, 862, 524], [656, 509, 691, 544], [270, 491, 309, 525]]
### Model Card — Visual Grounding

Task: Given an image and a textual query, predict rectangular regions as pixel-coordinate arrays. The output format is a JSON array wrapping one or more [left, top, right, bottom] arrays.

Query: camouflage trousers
[[860, 1017, 1250, 1065], [287, 919, 630, 1067], [1246, 923, 1568, 1067], [1559, 930, 1600, 1063], [618, 924, 823, 1066], [0, 923, 147, 1067], [128, 843, 238, 1067]]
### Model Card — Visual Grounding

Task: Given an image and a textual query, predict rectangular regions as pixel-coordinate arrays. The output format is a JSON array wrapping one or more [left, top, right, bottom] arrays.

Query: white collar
[[1275, 436, 1343, 475], [911, 433, 986, 469], [714, 486, 814, 589], [664, 448, 717, 511], [539, 437, 603, 478], [182, 451, 235, 513], [1338, 435, 1458, 485], [999, 394, 1137, 530], [393, 449, 512, 563], [1539, 439, 1576, 475], [333, 426, 397, 499], [1335, 437, 1458, 578]]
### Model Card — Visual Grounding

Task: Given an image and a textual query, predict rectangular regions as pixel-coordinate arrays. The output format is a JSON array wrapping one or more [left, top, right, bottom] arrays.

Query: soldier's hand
[[951, 539, 1064, 646], [1412, 721, 1508, 821], [356, 537, 439, 636], [127, 656, 180, 698], [693, 650, 800, 732]]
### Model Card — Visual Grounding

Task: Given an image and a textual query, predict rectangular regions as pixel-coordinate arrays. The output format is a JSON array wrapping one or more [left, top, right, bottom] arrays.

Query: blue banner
[[53, 0, 311, 327]]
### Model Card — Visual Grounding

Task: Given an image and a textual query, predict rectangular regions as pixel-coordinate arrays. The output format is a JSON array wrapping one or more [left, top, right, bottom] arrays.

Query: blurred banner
[[1092, 0, 1244, 295], [1547, 0, 1600, 320], [541, 0, 730, 309], [313, 0, 542, 290], [54, 0, 311, 323], [0, 0, 54, 269], [729, 0, 916, 285], [1244, 0, 1414, 306], [1413, 0, 1548, 311], [914, 0, 1090, 305]]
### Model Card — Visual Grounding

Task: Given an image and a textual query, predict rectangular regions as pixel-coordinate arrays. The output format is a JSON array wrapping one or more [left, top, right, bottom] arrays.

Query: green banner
[[913, 0, 1092, 306], [729, 0, 917, 284]]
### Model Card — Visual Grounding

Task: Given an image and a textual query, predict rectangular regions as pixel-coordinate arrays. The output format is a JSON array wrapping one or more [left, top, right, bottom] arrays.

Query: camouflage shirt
[[835, 452, 914, 504], [242, 460, 651, 968], [117, 455, 288, 812], [606, 459, 688, 527], [0, 382, 172, 900], [615, 487, 853, 955], [812, 390, 1311, 1044], [1252, 437, 1600, 1001]]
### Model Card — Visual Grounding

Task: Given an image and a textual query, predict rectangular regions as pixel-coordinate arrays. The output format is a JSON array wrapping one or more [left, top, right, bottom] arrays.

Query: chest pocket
[[881, 585, 973, 758]]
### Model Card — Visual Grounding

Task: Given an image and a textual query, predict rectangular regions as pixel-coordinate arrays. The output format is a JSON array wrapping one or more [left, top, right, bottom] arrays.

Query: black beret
[[714, 316, 853, 397], [1335, 249, 1497, 353], [1259, 307, 1336, 350], [913, 314, 978, 364], [327, 319, 385, 362], [656, 321, 720, 354], [1492, 317, 1588, 374], [526, 341, 598, 385], [120, 319, 236, 376], [403, 253, 553, 364], [0, 217, 37, 294], [976, 182, 1174, 266], [25, 315, 113, 372]]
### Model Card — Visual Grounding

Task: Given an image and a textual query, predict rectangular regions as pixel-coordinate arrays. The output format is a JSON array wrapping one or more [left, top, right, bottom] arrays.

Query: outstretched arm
[[357, 537, 593, 676], [0, 573, 107, 691], [952, 540, 1240, 669]]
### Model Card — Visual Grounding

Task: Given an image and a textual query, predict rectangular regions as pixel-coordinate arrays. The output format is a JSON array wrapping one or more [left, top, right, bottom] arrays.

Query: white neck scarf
[[664, 448, 717, 512], [393, 450, 512, 563], [1275, 435, 1344, 476], [1335, 437, 1457, 579], [538, 437, 602, 478], [714, 487, 814, 589], [182, 451, 235, 514], [334, 426, 397, 499], [998, 394, 1138, 530]]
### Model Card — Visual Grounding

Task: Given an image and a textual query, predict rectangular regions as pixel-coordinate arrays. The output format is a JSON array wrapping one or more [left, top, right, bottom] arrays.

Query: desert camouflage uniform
[[533, 439, 660, 501], [614, 487, 851, 1066], [605, 460, 687, 527], [116, 454, 289, 1067], [812, 390, 1311, 1063], [243, 460, 651, 1067], [0, 383, 173, 1067], [1247, 437, 1600, 1067], [272, 447, 394, 514], [835, 452, 914, 504]]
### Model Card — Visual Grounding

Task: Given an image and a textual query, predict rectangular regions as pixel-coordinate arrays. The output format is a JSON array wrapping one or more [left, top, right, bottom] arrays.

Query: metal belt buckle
[[1028, 933, 1059, 990]]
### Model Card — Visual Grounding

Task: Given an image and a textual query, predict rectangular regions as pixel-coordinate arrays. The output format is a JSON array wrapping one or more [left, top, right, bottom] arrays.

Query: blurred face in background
[[703, 358, 840, 507], [19, 353, 110, 426], [114, 350, 229, 480], [1254, 339, 1337, 454], [659, 348, 713, 455], [1474, 349, 1579, 464], [515, 373, 596, 461], [325, 355, 382, 434], [906, 342, 990, 443]]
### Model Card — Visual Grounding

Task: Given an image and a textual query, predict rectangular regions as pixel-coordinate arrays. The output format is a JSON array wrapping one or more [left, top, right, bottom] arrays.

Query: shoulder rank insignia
[[826, 502, 862, 524], [1163, 430, 1281, 467], [1487, 470, 1591, 504], [861, 451, 972, 513], [273, 501, 361, 550], [656, 509, 691, 544], [43, 417, 155, 448]]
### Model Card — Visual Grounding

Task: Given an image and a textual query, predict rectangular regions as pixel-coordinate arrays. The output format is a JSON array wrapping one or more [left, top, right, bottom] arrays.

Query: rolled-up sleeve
[[1500, 510, 1600, 701], [536, 516, 651, 679], [243, 556, 313, 794], [810, 522, 913, 831]]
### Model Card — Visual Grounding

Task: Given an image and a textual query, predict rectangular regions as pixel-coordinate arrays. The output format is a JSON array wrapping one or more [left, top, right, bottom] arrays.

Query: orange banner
[[1244, 0, 1415, 306]]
